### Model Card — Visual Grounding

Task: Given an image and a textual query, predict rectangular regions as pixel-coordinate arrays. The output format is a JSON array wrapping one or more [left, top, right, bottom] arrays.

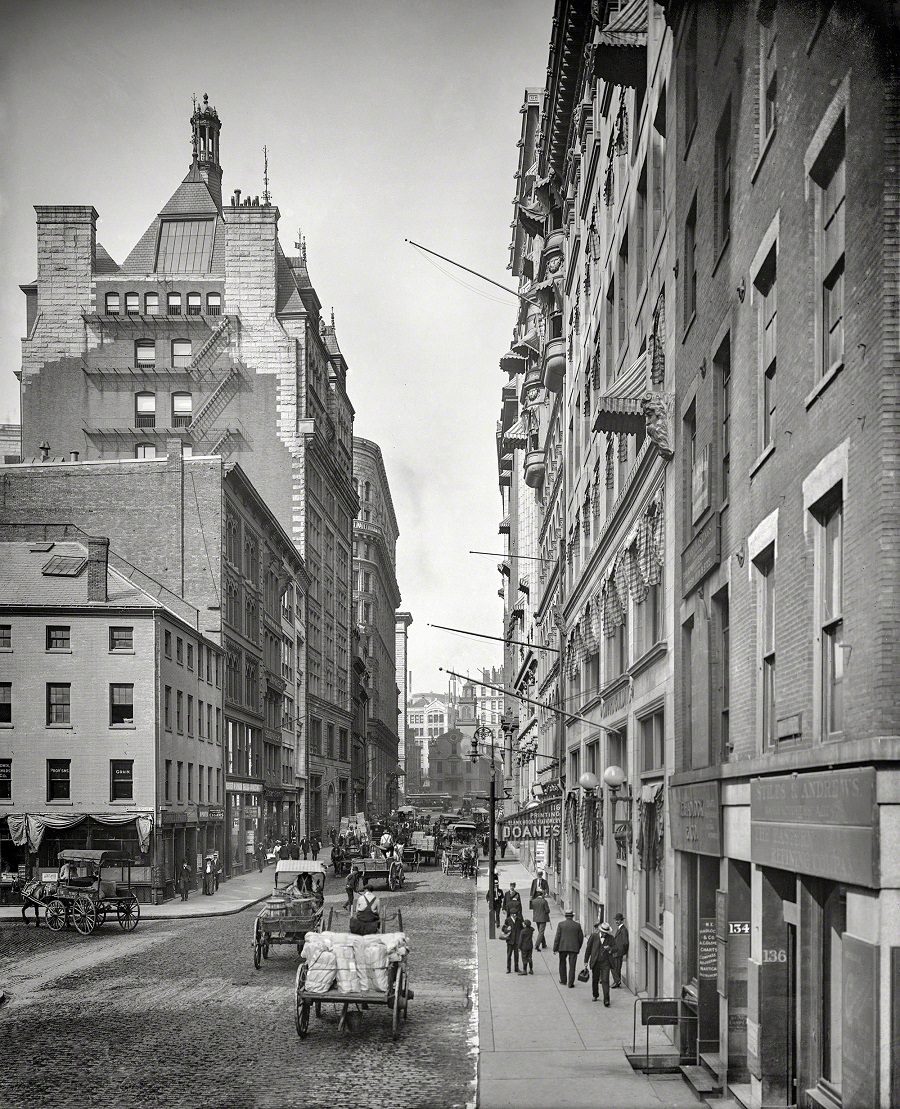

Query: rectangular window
[[684, 12, 698, 142], [172, 340, 192, 369], [188, 763, 194, 801], [135, 341, 156, 369], [309, 717, 322, 756], [187, 643, 194, 670], [144, 292, 159, 315], [46, 625, 70, 650], [812, 115, 845, 379], [617, 232, 629, 352], [198, 699, 205, 738], [605, 615, 628, 682], [47, 683, 71, 725], [716, 336, 732, 503], [339, 728, 349, 761], [756, 546, 776, 747], [635, 575, 663, 659], [714, 589, 731, 760], [816, 493, 843, 738], [0, 624, 10, 648], [755, 247, 777, 449], [156, 220, 215, 274], [759, 4, 777, 146], [820, 882, 846, 1087], [172, 393, 193, 427], [165, 686, 172, 730], [110, 684, 134, 726], [0, 758, 11, 800], [198, 764, 204, 801], [0, 683, 10, 725], [47, 759, 70, 801], [684, 197, 697, 324], [165, 759, 172, 802], [165, 629, 172, 658], [652, 86, 666, 244], [125, 292, 139, 315], [110, 759, 134, 801], [176, 690, 183, 733], [636, 166, 647, 295], [640, 709, 665, 773], [187, 694, 194, 736], [176, 637, 184, 665], [186, 292, 202, 316], [715, 101, 732, 251], [177, 761, 183, 802], [109, 626, 133, 651]]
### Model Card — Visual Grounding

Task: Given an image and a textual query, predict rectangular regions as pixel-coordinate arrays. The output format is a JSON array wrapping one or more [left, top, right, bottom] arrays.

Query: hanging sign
[[498, 798, 562, 840]]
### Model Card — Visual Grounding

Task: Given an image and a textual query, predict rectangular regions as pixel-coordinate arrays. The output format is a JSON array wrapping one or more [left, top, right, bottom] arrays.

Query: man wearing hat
[[611, 912, 629, 988], [552, 908, 584, 988], [529, 868, 549, 901], [584, 921, 615, 1005]]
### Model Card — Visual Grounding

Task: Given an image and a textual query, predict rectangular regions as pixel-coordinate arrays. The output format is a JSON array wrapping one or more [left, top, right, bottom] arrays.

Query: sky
[[0, 0, 551, 696]]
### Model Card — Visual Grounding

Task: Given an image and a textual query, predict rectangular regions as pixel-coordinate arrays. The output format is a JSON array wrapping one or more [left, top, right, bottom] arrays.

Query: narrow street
[[0, 870, 477, 1109]]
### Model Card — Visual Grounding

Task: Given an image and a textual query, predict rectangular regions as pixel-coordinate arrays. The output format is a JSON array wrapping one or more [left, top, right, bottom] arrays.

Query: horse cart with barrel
[[253, 859, 328, 969]]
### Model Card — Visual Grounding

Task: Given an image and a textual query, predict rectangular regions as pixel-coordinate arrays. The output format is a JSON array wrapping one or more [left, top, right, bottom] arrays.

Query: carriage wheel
[[72, 895, 97, 935], [117, 895, 140, 932], [45, 899, 67, 932], [388, 870, 398, 892], [392, 969, 404, 1040], [95, 905, 108, 928], [398, 967, 410, 1023], [262, 941, 269, 960], [253, 919, 263, 970], [296, 999, 310, 1038]]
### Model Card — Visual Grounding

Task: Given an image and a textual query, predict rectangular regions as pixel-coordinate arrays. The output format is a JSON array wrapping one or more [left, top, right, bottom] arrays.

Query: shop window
[[110, 759, 134, 801], [47, 759, 70, 801]]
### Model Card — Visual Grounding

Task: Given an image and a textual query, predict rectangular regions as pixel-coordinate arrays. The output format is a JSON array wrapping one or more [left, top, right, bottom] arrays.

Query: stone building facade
[[16, 96, 356, 843]]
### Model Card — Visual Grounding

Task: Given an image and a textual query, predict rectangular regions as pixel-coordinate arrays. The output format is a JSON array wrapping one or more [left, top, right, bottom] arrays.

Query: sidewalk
[[477, 852, 699, 1109], [0, 864, 275, 924]]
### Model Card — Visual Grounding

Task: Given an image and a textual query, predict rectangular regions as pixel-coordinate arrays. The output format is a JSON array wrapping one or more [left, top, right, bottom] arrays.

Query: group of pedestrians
[[491, 864, 630, 1005]]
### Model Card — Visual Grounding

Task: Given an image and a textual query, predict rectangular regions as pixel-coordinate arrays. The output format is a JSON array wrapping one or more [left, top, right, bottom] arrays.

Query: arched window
[[172, 339, 192, 369], [135, 443, 156, 459], [125, 292, 139, 315], [135, 340, 155, 369], [186, 292, 202, 316], [105, 292, 120, 315], [206, 292, 222, 315], [135, 392, 156, 428], [172, 392, 192, 427], [144, 292, 159, 315], [167, 291, 182, 315]]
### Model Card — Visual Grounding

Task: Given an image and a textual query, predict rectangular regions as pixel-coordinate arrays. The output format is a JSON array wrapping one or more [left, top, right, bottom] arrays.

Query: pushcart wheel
[[95, 905, 108, 928], [392, 973, 403, 1040], [388, 871, 398, 892], [262, 942, 269, 960], [73, 895, 97, 935], [117, 895, 140, 932], [253, 919, 262, 969], [398, 968, 409, 1024], [45, 899, 66, 932]]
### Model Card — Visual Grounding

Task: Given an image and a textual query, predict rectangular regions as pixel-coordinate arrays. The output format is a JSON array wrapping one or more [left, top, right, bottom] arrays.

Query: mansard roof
[[119, 170, 225, 275]]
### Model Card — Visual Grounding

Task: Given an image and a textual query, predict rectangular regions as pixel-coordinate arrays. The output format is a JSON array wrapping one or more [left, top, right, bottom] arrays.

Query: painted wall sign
[[751, 768, 878, 887], [681, 510, 721, 596], [698, 917, 717, 979], [670, 781, 722, 856]]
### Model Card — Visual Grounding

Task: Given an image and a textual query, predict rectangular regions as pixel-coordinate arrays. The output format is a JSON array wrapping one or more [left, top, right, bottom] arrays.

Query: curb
[[139, 891, 271, 921]]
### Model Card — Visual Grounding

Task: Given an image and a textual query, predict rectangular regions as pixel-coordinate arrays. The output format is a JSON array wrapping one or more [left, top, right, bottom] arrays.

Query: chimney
[[69, 450, 80, 462], [87, 536, 109, 602], [39, 441, 50, 461]]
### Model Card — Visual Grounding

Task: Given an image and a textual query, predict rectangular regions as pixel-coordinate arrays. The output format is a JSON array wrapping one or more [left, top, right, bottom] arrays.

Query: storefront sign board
[[670, 781, 722, 856]]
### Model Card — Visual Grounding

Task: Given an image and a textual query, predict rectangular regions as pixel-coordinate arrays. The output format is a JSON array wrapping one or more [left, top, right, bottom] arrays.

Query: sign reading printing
[[499, 798, 562, 841]]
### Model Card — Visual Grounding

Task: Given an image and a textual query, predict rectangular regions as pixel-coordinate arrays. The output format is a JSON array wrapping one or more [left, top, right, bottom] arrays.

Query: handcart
[[29, 850, 140, 935], [253, 859, 328, 969], [408, 832, 437, 868], [359, 854, 405, 892], [294, 910, 411, 1041]]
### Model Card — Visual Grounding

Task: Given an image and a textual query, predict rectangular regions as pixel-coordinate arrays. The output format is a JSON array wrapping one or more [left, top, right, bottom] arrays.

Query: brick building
[[352, 438, 402, 819], [0, 531, 224, 903], [16, 95, 356, 844], [663, 3, 900, 1105], [0, 446, 309, 877]]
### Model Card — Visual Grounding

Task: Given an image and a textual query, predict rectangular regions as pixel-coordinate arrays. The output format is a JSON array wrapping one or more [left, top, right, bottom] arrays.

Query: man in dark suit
[[611, 912, 629, 987], [584, 921, 615, 1005], [529, 868, 549, 901], [552, 910, 584, 988]]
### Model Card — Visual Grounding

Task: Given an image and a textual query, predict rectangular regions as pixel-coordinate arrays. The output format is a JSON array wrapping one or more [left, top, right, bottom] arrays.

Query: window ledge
[[46, 649, 73, 655], [711, 236, 730, 278], [805, 360, 844, 410], [110, 650, 136, 656], [47, 723, 73, 730], [751, 127, 776, 185], [110, 724, 136, 730], [0, 648, 12, 654], [0, 799, 13, 806], [47, 800, 74, 806], [681, 312, 696, 344], [0, 722, 12, 730], [749, 442, 775, 479], [804, 1084, 842, 1109], [631, 641, 667, 679]]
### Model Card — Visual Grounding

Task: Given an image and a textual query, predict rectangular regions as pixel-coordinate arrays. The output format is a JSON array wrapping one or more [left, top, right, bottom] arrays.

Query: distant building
[[0, 531, 223, 904], [394, 612, 413, 797], [0, 424, 20, 463], [427, 729, 501, 808]]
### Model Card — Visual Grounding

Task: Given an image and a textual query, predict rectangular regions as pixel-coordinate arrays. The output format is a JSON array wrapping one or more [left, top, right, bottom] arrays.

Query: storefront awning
[[594, 0, 648, 89]]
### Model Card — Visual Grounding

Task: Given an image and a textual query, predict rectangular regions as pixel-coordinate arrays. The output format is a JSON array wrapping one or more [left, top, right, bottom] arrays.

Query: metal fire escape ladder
[[187, 366, 240, 439], [190, 317, 231, 375]]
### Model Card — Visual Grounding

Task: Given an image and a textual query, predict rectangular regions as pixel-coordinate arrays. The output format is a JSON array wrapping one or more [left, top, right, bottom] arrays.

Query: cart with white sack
[[294, 911, 412, 1040]]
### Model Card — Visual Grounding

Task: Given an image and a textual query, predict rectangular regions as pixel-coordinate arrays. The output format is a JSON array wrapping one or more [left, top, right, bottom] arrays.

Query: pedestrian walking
[[179, 859, 192, 902], [517, 919, 535, 975], [202, 856, 214, 895], [552, 909, 584, 988], [502, 882, 522, 918], [487, 873, 503, 929], [529, 868, 549, 901], [256, 845, 265, 872], [584, 921, 615, 1005], [289, 839, 301, 861], [499, 837, 508, 859], [611, 912, 629, 987], [278, 841, 291, 861], [530, 890, 551, 950], [309, 834, 321, 860], [502, 911, 523, 973], [344, 865, 360, 910]]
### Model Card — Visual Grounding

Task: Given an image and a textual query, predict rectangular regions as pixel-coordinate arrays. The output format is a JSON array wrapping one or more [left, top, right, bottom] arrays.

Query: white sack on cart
[[333, 942, 358, 994], [302, 949, 337, 994], [363, 940, 389, 992]]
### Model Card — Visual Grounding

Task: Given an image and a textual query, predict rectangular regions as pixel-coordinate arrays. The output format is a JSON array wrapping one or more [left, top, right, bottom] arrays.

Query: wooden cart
[[33, 850, 140, 935], [253, 860, 328, 969]]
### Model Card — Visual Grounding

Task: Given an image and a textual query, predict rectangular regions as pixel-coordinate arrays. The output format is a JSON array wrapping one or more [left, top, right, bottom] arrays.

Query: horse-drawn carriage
[[23, 849, 140, 935], [440, 822, 479, 878], [253, 860, 328, 969]]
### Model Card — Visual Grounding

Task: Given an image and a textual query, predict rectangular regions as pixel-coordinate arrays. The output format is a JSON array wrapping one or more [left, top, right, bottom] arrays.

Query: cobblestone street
[[0, 869, 477, 1109]]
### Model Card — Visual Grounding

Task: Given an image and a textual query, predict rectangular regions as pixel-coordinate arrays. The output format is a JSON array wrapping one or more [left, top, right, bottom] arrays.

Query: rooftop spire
[[188, 93, 223, 211]]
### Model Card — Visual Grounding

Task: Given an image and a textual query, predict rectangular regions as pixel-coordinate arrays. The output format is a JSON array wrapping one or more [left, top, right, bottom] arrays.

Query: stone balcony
[[523, 448, 546, 488], [541, 336, 566, 392]]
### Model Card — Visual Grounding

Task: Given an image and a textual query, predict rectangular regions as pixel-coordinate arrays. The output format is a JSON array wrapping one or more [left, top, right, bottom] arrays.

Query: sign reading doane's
[[498, 798, 562, 841]]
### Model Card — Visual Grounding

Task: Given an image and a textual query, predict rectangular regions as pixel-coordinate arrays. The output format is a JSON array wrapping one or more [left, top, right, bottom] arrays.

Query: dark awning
[[594, 0, 647, 88]]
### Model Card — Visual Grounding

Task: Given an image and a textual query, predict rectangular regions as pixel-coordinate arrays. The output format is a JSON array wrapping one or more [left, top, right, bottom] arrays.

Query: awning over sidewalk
[[498, 797, 562, 841]]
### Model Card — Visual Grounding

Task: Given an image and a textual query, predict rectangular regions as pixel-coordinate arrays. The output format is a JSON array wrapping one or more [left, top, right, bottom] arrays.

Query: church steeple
[[188, 93, 223, 210]]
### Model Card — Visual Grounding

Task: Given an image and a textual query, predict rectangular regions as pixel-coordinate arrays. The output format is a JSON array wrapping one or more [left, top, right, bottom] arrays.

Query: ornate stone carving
[[641, 392, 674, 460]]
